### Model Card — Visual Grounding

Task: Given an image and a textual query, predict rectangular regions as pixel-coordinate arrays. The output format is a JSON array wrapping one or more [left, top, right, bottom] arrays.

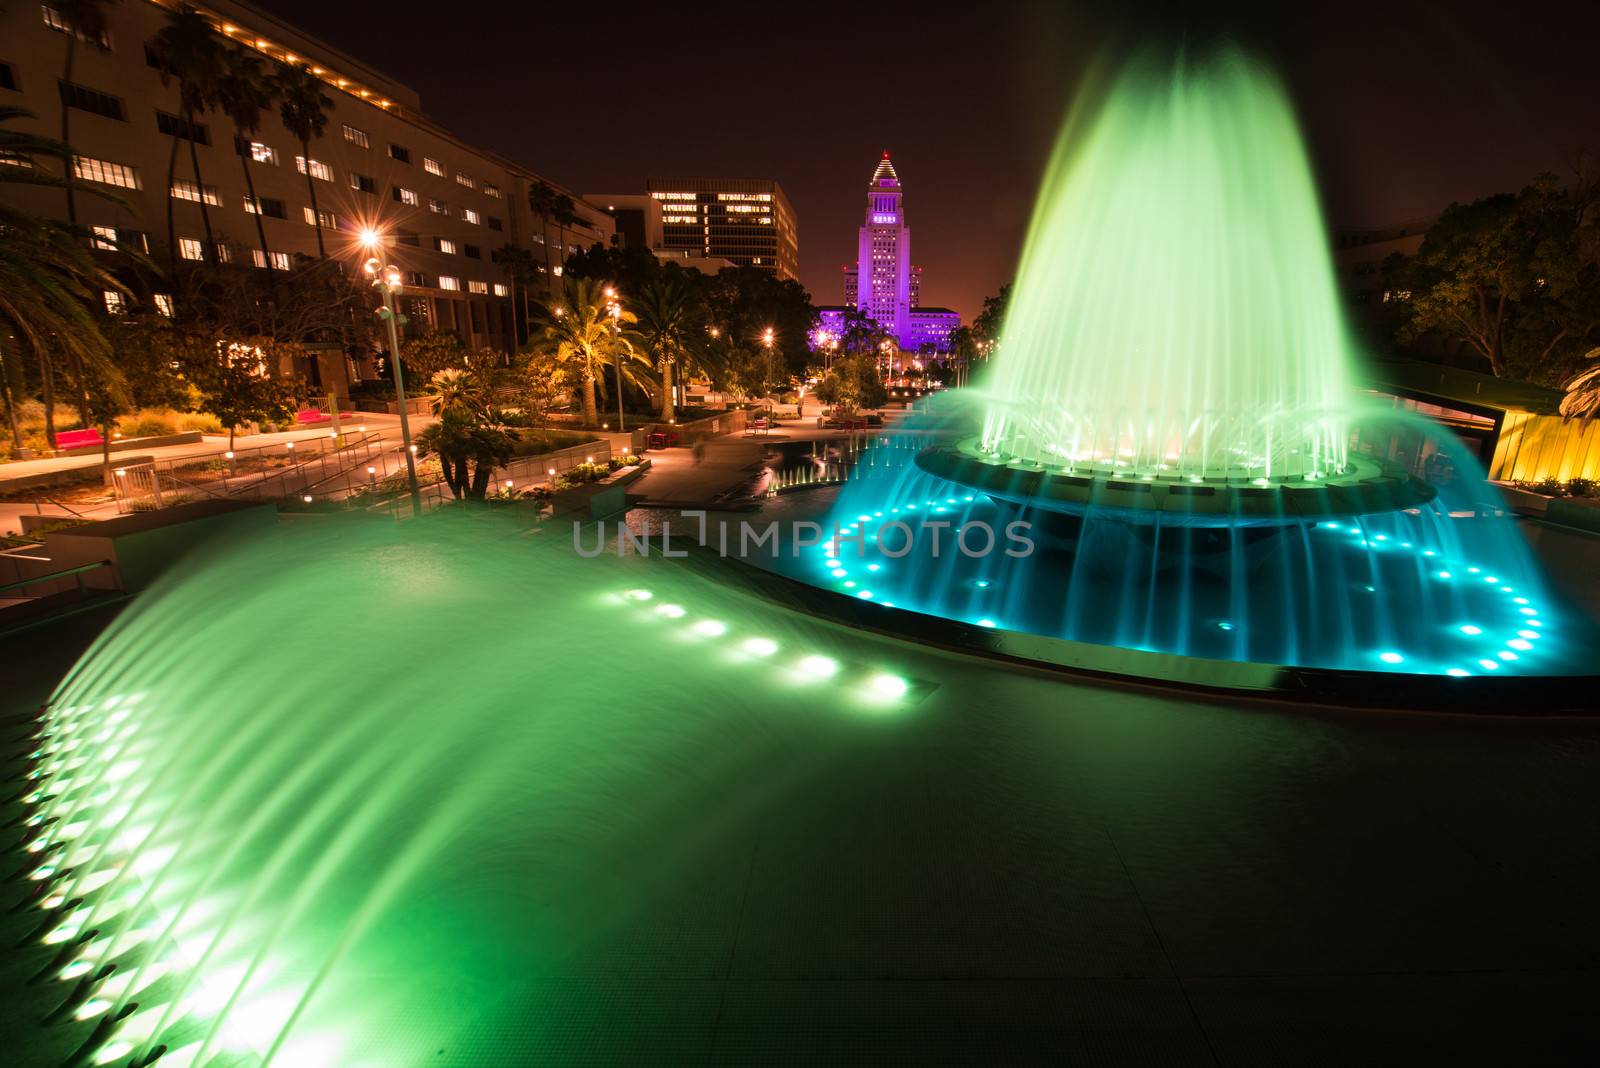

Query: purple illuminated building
[[816, 153, 960, 353]]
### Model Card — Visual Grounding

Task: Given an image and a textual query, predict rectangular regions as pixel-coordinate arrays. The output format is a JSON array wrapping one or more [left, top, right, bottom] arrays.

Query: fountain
[[773, 47, 1597, 687]]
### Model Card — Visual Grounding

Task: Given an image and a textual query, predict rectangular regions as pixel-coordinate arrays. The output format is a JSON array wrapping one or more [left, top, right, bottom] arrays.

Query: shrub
[[1568, 477, 1598, 498], [1536, 476, 1565, 497], [509, 430, 599, 457]]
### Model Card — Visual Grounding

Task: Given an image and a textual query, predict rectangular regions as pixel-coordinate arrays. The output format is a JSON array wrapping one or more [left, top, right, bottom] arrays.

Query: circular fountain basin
[[915, 437, 1437, 527]]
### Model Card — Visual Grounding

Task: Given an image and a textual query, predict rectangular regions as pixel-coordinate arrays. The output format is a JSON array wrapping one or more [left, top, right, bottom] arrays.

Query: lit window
[[42, 4, 109, 46], [178, 237, 204, 261], [73, 156, 138, 189], [438, 275, 459, 291], [493, 283, 508, 297], [429, 197, 447, 214], [103, 290, 123, 314], [436, 238, 457, 254], [245, 141, 278, 165], [302, 206, 338, 229], [243, 195, 285, 218], [423, 157, 444, 176], [483, 183, 501, 199], [90, 225, 117, 250], [215, 243, 232, 263], [463, 208, 480, 225], [468, 280, 488, 294], [342, 123, 369, 148], [294, 156, 332, 181], [455, 172, 474, 189], [153, 293, 174, 317], [252, 249, 291, 271], [393, 186, 418, 206]]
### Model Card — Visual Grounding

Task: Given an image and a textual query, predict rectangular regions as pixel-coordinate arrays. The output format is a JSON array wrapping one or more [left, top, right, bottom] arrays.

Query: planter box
[[43, 499, 277, 593], [1547, 497, 1600, 535], [352, 397, 430, 416], [58, 430, 203, 457]]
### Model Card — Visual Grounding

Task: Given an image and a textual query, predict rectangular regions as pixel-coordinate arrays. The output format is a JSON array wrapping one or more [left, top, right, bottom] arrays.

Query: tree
[[0, 108, 126, 457], [180, 332, 299, 448], [1393, 173, 1600, 383], [214, 44, 278, 274], [515, 347, 571, 425], [532, 277, 638, 426], [527, 180, 560, 289], [400, 329, 467, 384], [415, 409, 516, 499], [837, 305, 888, 357], [972, 283, 1011, 347], [53, 0, 114, 228], [1560, 346, 1600, 422], [814, 355, 887, 415], [270, 61, 333, 258], [702, 266, 817, 381], [493, 244, 542, 344], [151, 4, 225, 267], [634, 269, 708, 421]]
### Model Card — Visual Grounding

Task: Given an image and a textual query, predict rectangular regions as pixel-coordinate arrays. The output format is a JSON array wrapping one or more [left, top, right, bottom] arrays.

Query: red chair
[[57, 429, 105, 450]]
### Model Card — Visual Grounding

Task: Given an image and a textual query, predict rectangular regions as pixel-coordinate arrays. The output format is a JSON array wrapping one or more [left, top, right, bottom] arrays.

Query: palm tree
[[634, 272, 707, 422], [53, 0, 114, 227], [527, 181, 559, 289], [493, 244, 541, 345], [214, 44, 277, 273], [1560, 347, 1600, 422], [151, 4, 225, 267], [0, 107, 126, 457], [270, 61, 332, 258], [416, 409, 517, 500], [533, 277, 637, 427]]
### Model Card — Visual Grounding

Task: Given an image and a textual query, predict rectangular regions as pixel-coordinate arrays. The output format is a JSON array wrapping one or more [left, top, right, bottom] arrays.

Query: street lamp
[[605, 286, 626, 433], [761, 326, 775, 412], [363, 241, 421, 515]]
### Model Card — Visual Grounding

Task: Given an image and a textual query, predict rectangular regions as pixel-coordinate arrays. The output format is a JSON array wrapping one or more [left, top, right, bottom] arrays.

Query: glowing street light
[[364, 242, 421, 514]]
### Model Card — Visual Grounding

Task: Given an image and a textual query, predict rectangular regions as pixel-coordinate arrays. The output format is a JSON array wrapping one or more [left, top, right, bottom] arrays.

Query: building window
[[90, 225, 117, 250], [405, 271, 427, 287], [438, 275, 459, 291], [58, 81, 124, 120], [464, 244, 481, 259], [397, 230, 419, 247], [294, 156, 332, 182], [156, 110, 209, 144], [43, 5, 110, 47], [243, 195, 286, 218], [73, 155, 138, 189], [455, 172, 475, 189], [486, 216, 503, 232], [462, 208, 480, 225], [117, 229, 149, 253], [153, 293, 174, 317], [302, 206, 338, 229], [0, 62, 16, 91], [493, 283, 508, 297], [530, 232, 545, 245], [178, 237, 204, 261], [215, 243, 232, 263], [468, 280, 488, 295], [482, 183, 501, 199], [103, 290, 123, 314], [389, 143, 411, 163], [342, 123, 369, 148], [170, 179, 220, 205], [349, 172, 376, 194], [393, 186, 419, 206], [238, 139, 278, 165], [252, 249, 291, 271], [435, 237, 457, 254], [429, 197, 447, 215], [423, 157, 444, 176]]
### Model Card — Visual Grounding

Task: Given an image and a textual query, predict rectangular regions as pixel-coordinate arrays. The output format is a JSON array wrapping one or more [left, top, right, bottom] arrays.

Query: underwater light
[[1446, 668, 1470, 677], [1378, 652, 1404, 665], [742, 638, 779, 657], [1477, 659, 1500, 671], [691, 620, 728, 638], [831, 568, 847, 578], [1508, 639, 1532, 651], [976, 619, 997, 628], [625, 589, 652, 601], [656, 604, 686, 619], [867, 674, 909, 698], [798, 655, 840, 678], [1459, 625, 1482, 636]]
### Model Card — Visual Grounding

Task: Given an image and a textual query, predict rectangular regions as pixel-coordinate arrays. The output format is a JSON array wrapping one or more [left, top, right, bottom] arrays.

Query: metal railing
[[111, 431, 387, 512], [0, 559, 112, 599]]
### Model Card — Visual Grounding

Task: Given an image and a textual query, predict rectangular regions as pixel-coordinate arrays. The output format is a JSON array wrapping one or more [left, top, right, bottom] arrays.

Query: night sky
[[255, 0, 1600, 321]]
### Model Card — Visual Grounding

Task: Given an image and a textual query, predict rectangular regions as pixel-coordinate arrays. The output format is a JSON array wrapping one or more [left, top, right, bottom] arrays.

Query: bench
[[57, 429, 105, 450], [648, 431, 680, 450], [295, 408, 329, 425]]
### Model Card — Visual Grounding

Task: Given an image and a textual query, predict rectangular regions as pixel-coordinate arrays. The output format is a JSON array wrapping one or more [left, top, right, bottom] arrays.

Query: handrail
[[0, 560, 111, 596]]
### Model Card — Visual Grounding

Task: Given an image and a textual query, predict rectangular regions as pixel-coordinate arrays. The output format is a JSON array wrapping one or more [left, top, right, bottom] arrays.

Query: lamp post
[[605, 286, 625, 434], [362, 237, 420, 515], [761, 326, 775, 412]]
